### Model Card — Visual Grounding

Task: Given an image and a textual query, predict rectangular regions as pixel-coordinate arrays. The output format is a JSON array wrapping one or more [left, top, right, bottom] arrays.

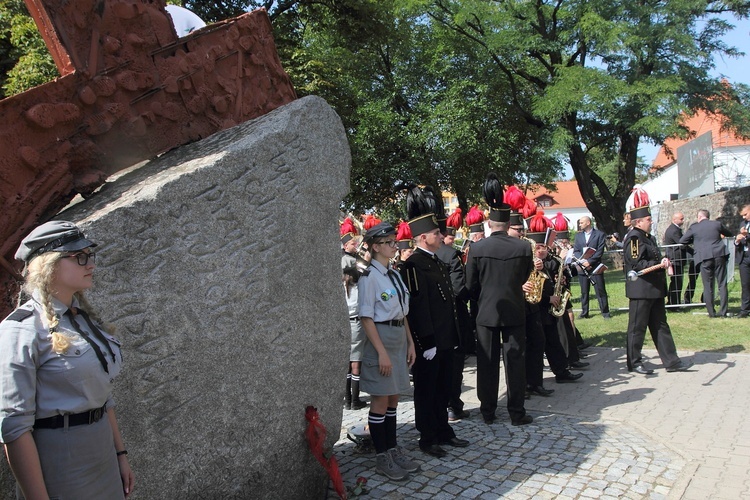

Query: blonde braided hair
[[21, 252, 113, 353]]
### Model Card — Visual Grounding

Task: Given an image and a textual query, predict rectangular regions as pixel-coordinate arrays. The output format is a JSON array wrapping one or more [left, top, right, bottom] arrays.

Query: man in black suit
[[624, 206, 692, 374], [734, 204, 750, 318], [465, 206, 534, 426], [572, 216, 611, 319], [435, 218, 472, 422], [662, 212, 696, 306], [401, 213, 469, 457], [679, 209, 733, 317]]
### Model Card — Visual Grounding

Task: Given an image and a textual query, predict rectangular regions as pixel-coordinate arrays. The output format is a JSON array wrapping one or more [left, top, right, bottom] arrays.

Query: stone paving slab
[[327, 347, 750, 499]]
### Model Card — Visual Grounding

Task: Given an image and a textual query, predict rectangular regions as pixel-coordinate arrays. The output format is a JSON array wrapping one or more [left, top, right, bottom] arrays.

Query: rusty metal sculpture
[[0, 0, 297, 315]]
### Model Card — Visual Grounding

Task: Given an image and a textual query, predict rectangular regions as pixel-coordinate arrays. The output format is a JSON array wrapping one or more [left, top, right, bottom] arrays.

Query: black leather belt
[[375, 319, 404, 327], [34, 404, 107, 430], [349, 316, 359, 321]]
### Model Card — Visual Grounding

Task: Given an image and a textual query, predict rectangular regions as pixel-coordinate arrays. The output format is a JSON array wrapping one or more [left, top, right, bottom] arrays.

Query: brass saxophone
[[523, 237, 546, 304], [550, 255, 571, 317]]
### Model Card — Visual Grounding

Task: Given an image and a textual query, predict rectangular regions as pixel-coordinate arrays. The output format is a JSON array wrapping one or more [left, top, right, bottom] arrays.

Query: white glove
[[423, 347, 437, 360]]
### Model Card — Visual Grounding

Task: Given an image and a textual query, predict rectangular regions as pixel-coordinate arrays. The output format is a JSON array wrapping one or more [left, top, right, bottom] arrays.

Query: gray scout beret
[[15, 220, 97, 263]]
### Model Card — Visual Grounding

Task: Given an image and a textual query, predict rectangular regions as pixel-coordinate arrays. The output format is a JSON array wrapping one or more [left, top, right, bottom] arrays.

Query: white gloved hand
[[423, 347, 437, 360]]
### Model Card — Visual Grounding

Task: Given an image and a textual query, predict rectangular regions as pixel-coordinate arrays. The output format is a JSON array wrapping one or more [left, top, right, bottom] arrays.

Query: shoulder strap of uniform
[[4, 306, 34, 322]]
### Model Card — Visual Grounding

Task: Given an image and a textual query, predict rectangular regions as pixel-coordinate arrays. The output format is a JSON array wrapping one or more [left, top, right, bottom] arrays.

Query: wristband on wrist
[[116, 450, 128, 456]]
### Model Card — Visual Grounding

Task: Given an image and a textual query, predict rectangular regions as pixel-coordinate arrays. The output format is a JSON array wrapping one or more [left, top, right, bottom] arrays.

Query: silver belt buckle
[[89, 407, 103, 424]]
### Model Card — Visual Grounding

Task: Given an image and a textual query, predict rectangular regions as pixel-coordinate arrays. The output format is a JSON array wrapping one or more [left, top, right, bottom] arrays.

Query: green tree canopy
[[408, 0, 750, 232]]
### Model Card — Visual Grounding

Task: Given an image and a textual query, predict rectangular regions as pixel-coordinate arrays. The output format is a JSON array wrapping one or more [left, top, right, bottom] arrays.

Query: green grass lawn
[[569, 267, 750, 353]]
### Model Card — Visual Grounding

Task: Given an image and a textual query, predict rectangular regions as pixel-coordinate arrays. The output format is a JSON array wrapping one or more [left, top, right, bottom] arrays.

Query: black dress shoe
[[666, 360, 694, 372], [555, 371, 583, 383], [448, 409, 470, 421], [419, 444, 447, 457], [483, 414, 496, 424], [439, 437, 470, 447], [527, 385, 554, 396], [569, 361, 590, 369], [601, 313, 612, 319], [578, 313, 590, 319], [632, 365, 655, 375], [511, 415, 533, 426]]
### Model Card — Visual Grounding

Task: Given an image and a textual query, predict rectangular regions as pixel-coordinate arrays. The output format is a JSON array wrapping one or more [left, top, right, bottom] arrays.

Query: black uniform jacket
[[624, 228, 667, 300], [466, 231, 533, 328], [400, 248, 459, 351], [435, 243, 470, 303]]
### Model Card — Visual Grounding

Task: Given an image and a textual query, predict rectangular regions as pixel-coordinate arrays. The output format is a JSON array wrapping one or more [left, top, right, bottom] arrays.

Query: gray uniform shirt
[[358, 260, 410, 321], [0, 292, 122, 443]]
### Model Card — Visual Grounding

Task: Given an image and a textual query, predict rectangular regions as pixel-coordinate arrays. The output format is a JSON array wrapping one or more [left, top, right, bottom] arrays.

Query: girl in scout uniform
[[0, 221, 134, 499], [357, 222, 418, 481]]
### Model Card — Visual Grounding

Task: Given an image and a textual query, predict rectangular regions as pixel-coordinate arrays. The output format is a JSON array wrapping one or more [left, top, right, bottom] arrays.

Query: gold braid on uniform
[[631, 237, 639, 260]]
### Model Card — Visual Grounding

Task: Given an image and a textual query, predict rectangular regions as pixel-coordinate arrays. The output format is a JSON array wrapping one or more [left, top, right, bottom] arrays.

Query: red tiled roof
[[525, 180, 586, 209], [652, 109, 750, 170]]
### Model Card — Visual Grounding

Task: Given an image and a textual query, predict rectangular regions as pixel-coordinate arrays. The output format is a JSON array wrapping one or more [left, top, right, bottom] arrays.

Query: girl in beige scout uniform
[[0, 221, 134, 499], [358, 222, 418, 481]]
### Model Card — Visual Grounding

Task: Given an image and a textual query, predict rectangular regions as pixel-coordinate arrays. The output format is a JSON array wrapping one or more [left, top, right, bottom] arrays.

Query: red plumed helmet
[[363, 214, 382, 230], [504, 185, 526, 211], [446, 208, 463, 230], [465, 205, 485, 226], [340, 217, 358, 237], [396, 221, 413, 241], [522, 197, 538, 218], [528, 210, 552, 232], [551, 212, 569, 231], [626, 184, 650, 210]]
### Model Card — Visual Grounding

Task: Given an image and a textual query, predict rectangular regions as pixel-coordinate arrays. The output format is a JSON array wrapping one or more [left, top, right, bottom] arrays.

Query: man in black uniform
[[465, 173, 533, 426], [401, 208, 469, 457], [436, 209, 472, 422], [506, 216, 554, 397], [624, 206, 693, 374]]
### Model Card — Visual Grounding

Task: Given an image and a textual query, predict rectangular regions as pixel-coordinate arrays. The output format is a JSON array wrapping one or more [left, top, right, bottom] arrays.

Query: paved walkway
[[329, 347, 750, 499]]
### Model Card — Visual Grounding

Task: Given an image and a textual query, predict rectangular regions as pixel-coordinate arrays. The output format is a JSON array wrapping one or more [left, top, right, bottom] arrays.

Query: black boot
[[351, 375, 367, 409], [344, 374, 352, 410]]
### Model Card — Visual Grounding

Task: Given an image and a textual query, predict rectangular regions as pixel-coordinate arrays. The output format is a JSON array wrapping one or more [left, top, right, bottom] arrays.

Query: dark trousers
[[525, 312, 545, 387], [667, 262, 686, 305], [671, 261, 698, 304], [626, 298, 680, 370], [558, 313, 580, 363], [579, 273, 609, 315], [412, 348, 456, 447], [543, 319, 569, 376], [475, 324, 526, 422], [699, 257, 728, 316], [684, 261, 697, 303], [448, 349, 465, 412], [740, 257, 750, 315]]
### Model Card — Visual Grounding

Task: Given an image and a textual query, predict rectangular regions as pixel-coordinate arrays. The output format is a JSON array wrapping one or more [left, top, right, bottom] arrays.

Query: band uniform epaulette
[[630, 236, 639, 259], [5, 306, 34, 322]]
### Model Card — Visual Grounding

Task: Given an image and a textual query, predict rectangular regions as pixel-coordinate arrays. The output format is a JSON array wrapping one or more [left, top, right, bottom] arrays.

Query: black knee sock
[[385, 407, 397, 450], [345, 373, 352, 405], [368, 412, 387, 454], [351, 374, 361, 402]]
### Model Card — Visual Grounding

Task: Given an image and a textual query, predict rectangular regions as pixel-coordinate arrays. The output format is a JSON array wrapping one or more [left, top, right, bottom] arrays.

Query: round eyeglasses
[[63, 252, 96, 266], [377, 240, 398, 248]]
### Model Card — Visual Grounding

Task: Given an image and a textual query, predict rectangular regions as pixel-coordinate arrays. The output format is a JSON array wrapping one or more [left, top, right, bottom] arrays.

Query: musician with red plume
[[624, 205, 693, 374], [341, 217, 368, 410], [436, 208, 472, 423]]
